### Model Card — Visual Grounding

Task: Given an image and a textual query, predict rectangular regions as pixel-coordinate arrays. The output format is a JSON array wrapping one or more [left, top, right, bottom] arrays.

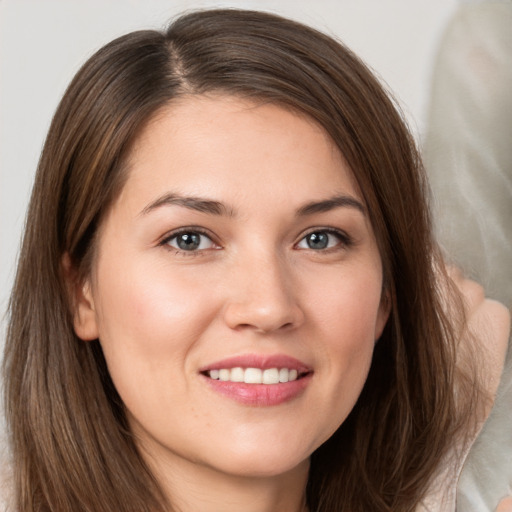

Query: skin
[[73, 94, 390, 512], [497, 497, 512, 512]]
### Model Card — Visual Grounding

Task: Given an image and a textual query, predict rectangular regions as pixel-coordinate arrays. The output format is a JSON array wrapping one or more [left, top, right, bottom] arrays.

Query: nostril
[[231, 322, 292, 333], [233, 323, 252, 331]]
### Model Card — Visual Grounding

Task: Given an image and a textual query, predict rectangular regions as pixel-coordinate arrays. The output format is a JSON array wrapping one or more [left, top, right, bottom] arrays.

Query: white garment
[[423, 2, 512, 511], [424, 2, 512, 308]]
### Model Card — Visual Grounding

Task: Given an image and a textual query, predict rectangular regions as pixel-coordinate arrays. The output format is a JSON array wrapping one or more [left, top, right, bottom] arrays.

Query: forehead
[[118, 94, 362, 214]]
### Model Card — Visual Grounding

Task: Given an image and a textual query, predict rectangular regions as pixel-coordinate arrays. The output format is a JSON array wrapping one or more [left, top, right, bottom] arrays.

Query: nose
[[222, 253, 305, 334]]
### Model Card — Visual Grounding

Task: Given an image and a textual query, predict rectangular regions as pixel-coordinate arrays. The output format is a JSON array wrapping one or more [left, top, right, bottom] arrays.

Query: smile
[[206, 367, 301, 384], [200, 354, 313, 406]]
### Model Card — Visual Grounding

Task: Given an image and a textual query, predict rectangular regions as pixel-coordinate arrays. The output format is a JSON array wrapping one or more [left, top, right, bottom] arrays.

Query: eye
[[296, 230, 348, 250], [163, 230, 217, 252]]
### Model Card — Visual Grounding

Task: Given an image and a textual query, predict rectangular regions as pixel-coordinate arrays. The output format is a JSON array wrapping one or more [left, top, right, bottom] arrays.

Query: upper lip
[[199, 353, 312, 373]]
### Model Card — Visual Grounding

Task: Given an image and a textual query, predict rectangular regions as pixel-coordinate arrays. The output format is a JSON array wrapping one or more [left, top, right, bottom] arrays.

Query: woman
[[2, 9, 509, 512]]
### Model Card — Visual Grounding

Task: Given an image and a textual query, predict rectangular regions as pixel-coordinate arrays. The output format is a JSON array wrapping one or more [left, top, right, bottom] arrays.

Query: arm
[[497, 497, 512, 512], [418, 268, 510, 512]]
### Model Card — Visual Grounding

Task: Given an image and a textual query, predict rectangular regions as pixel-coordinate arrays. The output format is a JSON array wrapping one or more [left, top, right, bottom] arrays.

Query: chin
[[214, 456, 309, 479], [201, 440, 313, 479]]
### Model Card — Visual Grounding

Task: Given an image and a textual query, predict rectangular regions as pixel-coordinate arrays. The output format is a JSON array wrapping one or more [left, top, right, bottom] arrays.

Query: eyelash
[[159, 227, 353, 256], [296, 228, 353, 252], [159, 228, 219, 257]]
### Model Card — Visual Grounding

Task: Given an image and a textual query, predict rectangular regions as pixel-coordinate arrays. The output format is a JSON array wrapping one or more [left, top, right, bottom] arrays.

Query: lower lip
[[202, 373, 312, 406]]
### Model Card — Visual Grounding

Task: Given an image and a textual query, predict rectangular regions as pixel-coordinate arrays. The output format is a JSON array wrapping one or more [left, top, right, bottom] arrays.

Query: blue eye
[[165, 231, 216, 251], [297, 230, 346, 250]]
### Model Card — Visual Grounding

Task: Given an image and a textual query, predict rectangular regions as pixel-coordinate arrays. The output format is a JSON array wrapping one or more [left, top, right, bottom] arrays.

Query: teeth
[[279, 368, 289, 382], [206, 367, 302, 384], [219, 369, 230, 381], [230, 367, 244, 382], [245, 367, 262, 384], [262, 368, 279, 384]]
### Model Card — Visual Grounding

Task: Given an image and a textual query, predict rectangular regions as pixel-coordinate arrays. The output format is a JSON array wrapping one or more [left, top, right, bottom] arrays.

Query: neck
[[145, 449, 310, 512]]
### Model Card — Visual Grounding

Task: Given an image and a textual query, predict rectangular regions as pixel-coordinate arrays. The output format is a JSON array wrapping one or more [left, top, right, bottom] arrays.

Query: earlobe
[[62, 253, 99, 341]]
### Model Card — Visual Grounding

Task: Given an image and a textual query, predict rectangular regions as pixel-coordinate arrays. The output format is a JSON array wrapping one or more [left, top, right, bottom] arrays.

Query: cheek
[[91, 257, 219, 389], [307, 265, 384, 430], [313, 262, 385, 345], [97, 257, 209, 335]]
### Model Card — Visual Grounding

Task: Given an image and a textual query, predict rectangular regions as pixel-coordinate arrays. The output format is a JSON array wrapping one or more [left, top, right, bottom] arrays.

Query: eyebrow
[[297, 195, 366, 216], [140, 193, 234, 217], [140, 192, 365, 218]]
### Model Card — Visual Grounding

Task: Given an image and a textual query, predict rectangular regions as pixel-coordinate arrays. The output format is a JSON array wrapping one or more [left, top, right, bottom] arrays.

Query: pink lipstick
[[200, 354, 313, 406]]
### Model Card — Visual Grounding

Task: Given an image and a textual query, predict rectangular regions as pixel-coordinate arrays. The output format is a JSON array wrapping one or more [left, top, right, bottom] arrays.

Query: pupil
[[307, 232, 328, 249], [177, 233, 200, 250]]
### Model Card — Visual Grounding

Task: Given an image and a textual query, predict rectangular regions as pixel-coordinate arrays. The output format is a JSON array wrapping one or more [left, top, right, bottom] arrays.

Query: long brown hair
[[3, 9, 477, 511]]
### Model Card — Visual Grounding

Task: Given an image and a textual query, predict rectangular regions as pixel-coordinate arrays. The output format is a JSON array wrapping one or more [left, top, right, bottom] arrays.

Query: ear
[[375, 289, 392, 341], [62, 253, 99, 341]]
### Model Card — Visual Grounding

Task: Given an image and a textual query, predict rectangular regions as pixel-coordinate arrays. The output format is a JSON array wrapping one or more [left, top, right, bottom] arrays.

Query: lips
[[200, 354, 313, 406]]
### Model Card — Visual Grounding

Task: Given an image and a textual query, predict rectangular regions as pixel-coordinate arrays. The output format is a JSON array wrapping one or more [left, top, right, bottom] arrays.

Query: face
[[75, 95, 389, 481]]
